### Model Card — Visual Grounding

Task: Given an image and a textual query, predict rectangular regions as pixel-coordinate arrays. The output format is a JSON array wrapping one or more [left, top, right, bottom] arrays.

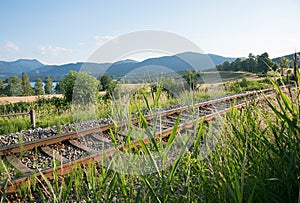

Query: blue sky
[[0, 0, 299, 64]]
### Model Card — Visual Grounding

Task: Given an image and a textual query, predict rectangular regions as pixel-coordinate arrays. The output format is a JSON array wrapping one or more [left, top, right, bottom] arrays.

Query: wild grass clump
[[0, 116, 31, 134]]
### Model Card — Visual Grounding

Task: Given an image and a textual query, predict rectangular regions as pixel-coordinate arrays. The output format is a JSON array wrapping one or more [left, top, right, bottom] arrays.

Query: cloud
[[94, 35, 114, 45], [38, 45, 73, 56], [5, 41, 20, 51]]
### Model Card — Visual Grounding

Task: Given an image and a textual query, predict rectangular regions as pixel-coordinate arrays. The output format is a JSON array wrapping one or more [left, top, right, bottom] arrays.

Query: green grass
[[198, 71, 259, 84], [225, 77, 270, 94], [1, 73, 299, 202], [0, 116, 31, 134], [0, 97, 71, 134]]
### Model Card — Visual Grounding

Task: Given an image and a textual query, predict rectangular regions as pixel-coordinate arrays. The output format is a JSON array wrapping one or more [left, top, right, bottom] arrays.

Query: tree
[[255, 52, 275, 74], [160, 78, 184, 98], [5, 76, 21, 96], [0, 79, 5, 96], [44, 76, 54, 94], [105, 80, 117, 97], [73, 72, 99, 104], [59, 70, 77, 102], [217, 61, 230, 71], [182, 70, 199, 90], [279, 57, 291, 76], [216, 52, 279, 74], [99, 74, 113, 91], [246, 53, 257, 72], [231, 58, 242, 71], [222, 61, 231, 71], [59, 71, 100, 103], [98, 74, 117, 98], [54, 83, 62, 94], [21, 72, 33, 96], [34, 78, 44, 95]]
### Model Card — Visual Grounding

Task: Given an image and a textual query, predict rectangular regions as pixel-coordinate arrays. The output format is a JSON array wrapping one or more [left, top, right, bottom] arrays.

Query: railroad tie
[[91, 133, 111, 143], [161, 119, 176, 125], [68, 139, 98, 154], [40, 146, 68, 162], [6, 155, 33, 174], [166, 115, 183, 121], [181, 113, 192, 118], [147, 121, 169, 130]]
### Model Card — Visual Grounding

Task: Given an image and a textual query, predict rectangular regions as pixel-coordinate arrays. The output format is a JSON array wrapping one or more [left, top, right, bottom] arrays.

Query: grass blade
[[139, 175, 161, 203], [0, 178, 8, 203]]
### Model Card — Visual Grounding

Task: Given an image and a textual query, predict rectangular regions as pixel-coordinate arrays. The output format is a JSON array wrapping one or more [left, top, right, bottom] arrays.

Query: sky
[[0, 0, 299, 65]]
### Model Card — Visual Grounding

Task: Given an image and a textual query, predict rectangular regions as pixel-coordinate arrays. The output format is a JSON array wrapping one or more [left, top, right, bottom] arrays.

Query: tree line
[[0, 73, 53, 96], [0, 70, 117, 100], [216, 52, 293, 74]]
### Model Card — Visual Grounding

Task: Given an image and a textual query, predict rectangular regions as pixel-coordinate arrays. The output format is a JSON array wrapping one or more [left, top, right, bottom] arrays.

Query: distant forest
[[216, 52, 296, 74]]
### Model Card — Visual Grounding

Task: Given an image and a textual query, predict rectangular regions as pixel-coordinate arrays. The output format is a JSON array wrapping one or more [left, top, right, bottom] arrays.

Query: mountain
[[105, 52, 237, 75], [272, 52, 300, 63], [112, 59, 138, 65], [207, 54, 237, 65], [0, 52, 237, 81], [29, 62, 111, 81], [0, 59, 43, 79]]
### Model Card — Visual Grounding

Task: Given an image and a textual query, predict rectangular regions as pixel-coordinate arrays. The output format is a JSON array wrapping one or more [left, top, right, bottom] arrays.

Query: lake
[[29, 82, 58, 88]]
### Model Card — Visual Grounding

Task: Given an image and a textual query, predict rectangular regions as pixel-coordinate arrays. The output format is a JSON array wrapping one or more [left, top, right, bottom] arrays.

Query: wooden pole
[[294, 52, 298, 87], [29, 110, 36, 129]]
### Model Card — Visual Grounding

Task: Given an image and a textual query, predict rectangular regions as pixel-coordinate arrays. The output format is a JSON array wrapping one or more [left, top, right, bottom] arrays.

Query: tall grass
[[1, 75, 299, 202], [0, 116, 31, 134]]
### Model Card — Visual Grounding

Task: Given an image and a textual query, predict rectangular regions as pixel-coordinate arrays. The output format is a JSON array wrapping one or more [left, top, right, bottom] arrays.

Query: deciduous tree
[[60, 71, 100, 103], [279, 57, 291, 76], [73, 72, 99, 104], [99, 75, 113, 91], [59, 70, 77, 102]]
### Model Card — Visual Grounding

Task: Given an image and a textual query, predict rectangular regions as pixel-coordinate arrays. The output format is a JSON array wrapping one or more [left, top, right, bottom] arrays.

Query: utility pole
[[294, 52, 299, 86]]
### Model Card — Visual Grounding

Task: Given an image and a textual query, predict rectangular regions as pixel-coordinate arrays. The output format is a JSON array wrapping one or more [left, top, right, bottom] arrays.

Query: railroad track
[[0, 87, 280, 193]]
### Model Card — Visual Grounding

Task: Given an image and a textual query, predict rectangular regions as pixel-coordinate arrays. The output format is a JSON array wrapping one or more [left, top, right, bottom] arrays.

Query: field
[[0, 94, 64, 105]]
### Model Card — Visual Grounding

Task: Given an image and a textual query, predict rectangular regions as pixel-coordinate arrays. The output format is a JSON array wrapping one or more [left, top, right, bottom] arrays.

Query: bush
[[225, 78, 269, 94]]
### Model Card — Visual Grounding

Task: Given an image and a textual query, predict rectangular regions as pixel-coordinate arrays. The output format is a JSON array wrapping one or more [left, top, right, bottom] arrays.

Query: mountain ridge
[[1, 51, 290, 81], [272, 52, 300, 63]]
